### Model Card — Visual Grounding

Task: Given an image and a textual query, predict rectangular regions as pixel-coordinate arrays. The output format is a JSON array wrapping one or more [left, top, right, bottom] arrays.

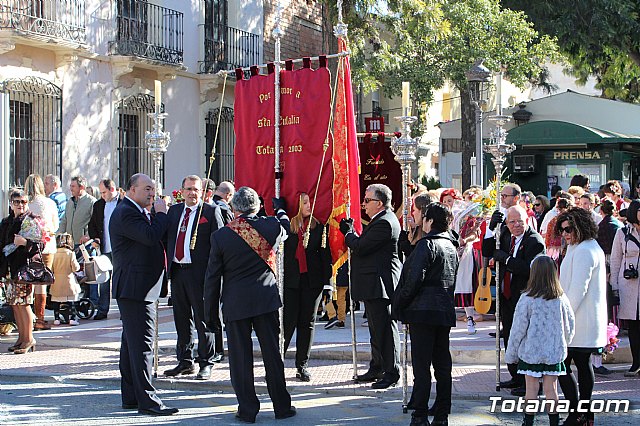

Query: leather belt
[[172, 262, 192, 269]]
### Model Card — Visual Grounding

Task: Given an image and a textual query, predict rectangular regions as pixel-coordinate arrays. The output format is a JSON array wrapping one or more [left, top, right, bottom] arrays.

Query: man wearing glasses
[[483, 205, 545, 396], [163, 175, 224, 380], [339, 183, 402, 389]]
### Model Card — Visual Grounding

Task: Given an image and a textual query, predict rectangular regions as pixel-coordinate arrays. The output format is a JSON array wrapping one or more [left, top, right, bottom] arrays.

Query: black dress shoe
[[489, 331, 505, 338], [275, 406, 297, 419], [138, 406, 179, 416], [122, 403, 138, 409], [296, 367, 311, 382], [354, 371, 383, 382], [212, 352, 224, 363], [164, 361, 196, 377], [93, 313, 108, 320], [511, 386, 526, 397], [235, 412, 256, 423], [371, 377, 398, 389], [196, 365, 213, 380], [499, 378, 523, 389]]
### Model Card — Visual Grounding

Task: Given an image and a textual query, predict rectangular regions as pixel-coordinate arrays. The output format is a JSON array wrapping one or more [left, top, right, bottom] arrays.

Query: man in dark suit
[[212, 181, 235, 225], [163, 175, 224, 380], [86, 178, 121, 320], [340, 183, 402, 389], [109, 173, 177, 416], [204, 187, 296, 423], [482, 205, 545, 396]]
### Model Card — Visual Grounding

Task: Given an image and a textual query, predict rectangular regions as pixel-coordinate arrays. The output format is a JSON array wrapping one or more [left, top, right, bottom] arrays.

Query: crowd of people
[[1, 171, 639, 425]]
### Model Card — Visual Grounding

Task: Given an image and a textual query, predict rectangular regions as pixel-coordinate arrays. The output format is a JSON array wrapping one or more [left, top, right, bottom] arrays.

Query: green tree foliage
[[324, 0, 558, 189], [502, 0, 640, 102]]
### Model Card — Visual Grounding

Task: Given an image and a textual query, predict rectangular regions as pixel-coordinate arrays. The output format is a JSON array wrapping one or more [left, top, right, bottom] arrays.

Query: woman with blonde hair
[[24, 174, 59, 330], [283, 193, 332, 381]]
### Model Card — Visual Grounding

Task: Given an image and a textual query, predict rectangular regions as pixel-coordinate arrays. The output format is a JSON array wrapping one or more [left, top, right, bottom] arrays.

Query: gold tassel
[[321, 225, 327, 248]]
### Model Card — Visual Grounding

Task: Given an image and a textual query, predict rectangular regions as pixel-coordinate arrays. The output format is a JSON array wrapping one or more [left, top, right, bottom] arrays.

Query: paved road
[[1, 377, 638, 425]]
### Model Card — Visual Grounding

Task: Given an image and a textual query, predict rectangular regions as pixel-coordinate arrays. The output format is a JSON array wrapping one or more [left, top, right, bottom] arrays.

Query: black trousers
[[558, 349, 595, 420], [364, 298, 400, 381], [283, 277, 323, 369], [627, 319, 640, 370], [500, 293, 524, 383], [171, 265, 215, 366], [407, 323, 452, 420], [226, 311, 291, 420], [117, 298, 163, 410]]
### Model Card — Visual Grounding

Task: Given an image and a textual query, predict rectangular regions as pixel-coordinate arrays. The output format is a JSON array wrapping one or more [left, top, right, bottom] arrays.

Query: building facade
[[0, 0, 328, 215]]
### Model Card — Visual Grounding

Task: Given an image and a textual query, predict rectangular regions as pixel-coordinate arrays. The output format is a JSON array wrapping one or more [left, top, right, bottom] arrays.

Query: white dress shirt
[[173, 203, 199, 264]]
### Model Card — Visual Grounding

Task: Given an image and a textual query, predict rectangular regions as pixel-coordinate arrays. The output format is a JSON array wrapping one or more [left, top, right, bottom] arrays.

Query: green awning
[[506, 120, 640, 148]]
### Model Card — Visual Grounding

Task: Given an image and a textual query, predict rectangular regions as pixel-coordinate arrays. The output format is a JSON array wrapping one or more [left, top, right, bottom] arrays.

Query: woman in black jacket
[[283, 193, 332, 381], [393, 202, 458, 426]]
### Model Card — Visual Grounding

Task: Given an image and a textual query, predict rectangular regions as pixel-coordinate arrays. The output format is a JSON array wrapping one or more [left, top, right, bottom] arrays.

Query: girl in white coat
[[555, 208, 608, 426]]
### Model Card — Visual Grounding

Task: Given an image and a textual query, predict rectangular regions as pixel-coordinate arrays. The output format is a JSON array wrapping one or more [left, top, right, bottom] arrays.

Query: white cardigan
[[559, 239, 608, 348]]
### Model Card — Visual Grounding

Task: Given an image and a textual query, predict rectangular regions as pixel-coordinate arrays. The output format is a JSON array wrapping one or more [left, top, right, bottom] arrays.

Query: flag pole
[[272, 0, 286, 359], [334, 0, 359, 380]]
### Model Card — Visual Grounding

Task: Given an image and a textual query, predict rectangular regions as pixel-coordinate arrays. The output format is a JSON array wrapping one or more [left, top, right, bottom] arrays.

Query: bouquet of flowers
[[603, 322, 620, 358], [472, 177, 513, 214], [2, 215, 49, 257], [172, 189, 184, 204]]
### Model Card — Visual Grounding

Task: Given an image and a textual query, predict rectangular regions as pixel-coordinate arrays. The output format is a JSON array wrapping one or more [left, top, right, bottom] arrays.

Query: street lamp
[[466, 59, 491, 187]]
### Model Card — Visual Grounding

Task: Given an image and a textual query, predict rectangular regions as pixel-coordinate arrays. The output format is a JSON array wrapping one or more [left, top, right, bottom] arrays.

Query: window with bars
[[116, 94, 163, 187], [1, 76, 62, 187], [205, 107, 235, 183]]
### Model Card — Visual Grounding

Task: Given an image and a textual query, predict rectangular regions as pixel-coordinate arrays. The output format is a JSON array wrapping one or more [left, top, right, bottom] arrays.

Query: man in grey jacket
[[58, 175, 96, 245]]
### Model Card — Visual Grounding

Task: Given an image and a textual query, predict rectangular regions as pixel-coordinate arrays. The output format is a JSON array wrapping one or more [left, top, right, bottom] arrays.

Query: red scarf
[[227, 217, 277, 273]]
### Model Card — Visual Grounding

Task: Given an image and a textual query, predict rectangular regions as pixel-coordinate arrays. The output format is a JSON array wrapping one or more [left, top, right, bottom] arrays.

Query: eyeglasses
[[363, 198, 380, 204], [500, 193, 517, 198], [11, 200, 27, 205], [182, 187, 202, 192], [560, 226, 574, 234]]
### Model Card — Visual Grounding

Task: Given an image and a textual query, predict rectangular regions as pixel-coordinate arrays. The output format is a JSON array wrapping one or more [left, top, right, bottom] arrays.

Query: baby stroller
[[73, 240, 113, 320]]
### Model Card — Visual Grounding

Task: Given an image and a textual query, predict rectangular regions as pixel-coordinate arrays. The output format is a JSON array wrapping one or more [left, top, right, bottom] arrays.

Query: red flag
[[328, 38, 362, 274]]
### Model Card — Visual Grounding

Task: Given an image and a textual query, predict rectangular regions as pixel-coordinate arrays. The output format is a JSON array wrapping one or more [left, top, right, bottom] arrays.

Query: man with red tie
[[483, 205, 545, 396], [163, 175, 224, 380]]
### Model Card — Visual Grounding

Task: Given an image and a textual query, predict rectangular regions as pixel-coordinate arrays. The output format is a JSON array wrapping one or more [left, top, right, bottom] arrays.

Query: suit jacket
[[109, 197, 169, 302], [204, 211, 290, 324], [345, 208, 402, 301], [482, 226, 546, 298], [283, 224, 331, 289], [164, 201, 224, 278], [88, 197, 122, 252], [212, 195, 234, 225]]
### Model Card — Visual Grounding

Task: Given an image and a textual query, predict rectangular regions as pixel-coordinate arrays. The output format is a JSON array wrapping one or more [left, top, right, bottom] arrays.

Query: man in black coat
[[482, 205, 545, 395], [204, 187, 296, 423], [340, 183, 402, 389], [163, 175, 224, 380], [109, 173, 177, 416], [86, 178, 120, 320], [212, 181, 235, 225]]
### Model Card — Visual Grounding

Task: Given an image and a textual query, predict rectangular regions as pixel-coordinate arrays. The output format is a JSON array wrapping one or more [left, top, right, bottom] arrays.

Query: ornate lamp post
[[145, 90, 171, 379], [483, 113, 515, 391], [466, 59, 492, 187], [391, 99, 421, 414]]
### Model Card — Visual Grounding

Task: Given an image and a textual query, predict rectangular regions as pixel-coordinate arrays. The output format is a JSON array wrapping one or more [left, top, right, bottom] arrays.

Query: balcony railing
[[109, 0, 183, 65], [0, 0, 86, 44], [199, 24, 259, 74]]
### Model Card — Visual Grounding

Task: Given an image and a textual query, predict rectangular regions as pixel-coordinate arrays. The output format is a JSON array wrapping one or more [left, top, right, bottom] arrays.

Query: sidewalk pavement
[[0, 299, 637, 403]]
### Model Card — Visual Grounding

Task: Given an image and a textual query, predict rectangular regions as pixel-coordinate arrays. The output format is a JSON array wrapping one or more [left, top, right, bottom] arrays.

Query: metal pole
[[476, 108, 483, 187], [272, 1, 285, 360]]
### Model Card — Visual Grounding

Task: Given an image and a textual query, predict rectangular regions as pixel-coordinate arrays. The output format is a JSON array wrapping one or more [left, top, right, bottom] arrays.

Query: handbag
[[84, 254, 113, 284], [15, 245, 54, 286]]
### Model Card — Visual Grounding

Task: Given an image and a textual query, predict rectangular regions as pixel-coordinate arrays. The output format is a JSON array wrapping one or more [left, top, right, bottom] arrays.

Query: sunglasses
[[363, 198, 380, 204], [533, 203, 541, 207], [11, 200, 28, 205], [560, 226, 574, 234]]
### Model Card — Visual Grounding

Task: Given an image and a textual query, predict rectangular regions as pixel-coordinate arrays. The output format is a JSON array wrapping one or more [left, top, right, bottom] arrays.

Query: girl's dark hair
[[526, 256, 563, 300], [414, 193, 434, 212], [422, 202, 453, 232], [556, 198, 572, 210], [625, 200, 640, 225], [550, 185, 562, 198], [570, 174, 589, 188], [555, 207, 598, 244], [600, 199, 616, 216], [56, 233, 74, 251]]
